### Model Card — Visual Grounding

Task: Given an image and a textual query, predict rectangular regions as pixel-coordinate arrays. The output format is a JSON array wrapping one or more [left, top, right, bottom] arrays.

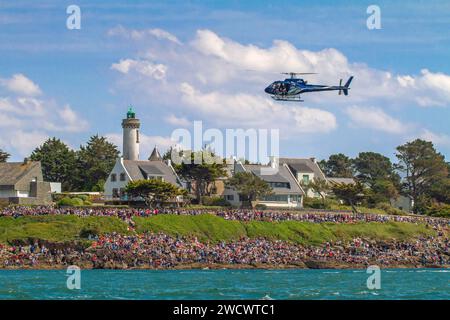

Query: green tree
[[319, 153, 354, 178], [428, 162, 450, 205], [125, 179, 184, 207], [395, 139, 448, 213], [330, 181, 366, 213], [225, 172, 273, 208], [76, 135, 120, 191], [307, 178, 330, 206], [29, 138, 77, 191], [175, 150, 227, 203], [0, 149, 10, 162], [353, 152, 400, 206]]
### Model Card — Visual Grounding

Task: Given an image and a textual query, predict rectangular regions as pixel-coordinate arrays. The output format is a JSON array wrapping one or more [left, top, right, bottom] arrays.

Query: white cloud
[[0, 130, 48, 157], [419, 129, 450, 147], [0, 73, 89, 158], [179, 82, 336, 133], [0, 73, 42, 96], [165, 114, 191, 127], [345, 106, 409, 134], [108, 25, 181, 44], [111, 59, 167, 80]]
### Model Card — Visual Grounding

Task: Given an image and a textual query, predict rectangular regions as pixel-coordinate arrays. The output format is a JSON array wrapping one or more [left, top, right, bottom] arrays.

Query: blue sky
[[1, 0, 450, 162]]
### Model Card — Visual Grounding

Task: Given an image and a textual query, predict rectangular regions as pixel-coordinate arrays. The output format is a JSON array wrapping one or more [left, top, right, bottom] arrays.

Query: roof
[[279, 157, 326, 180], [123, 160, 180, 186], [326, 177, 355, 185], [241, 163, 303, 195], [148, 147, 162, 161], [0, 161, 40, 186]]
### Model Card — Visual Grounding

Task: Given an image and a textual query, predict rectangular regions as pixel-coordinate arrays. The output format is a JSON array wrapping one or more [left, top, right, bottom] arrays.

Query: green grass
[[134, 214, 436, 245], [0, 215, 129, 244], [134, 214, 247, 243], [0, 214, 437, 245]]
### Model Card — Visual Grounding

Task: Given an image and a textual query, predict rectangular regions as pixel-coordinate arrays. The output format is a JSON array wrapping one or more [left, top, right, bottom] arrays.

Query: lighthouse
[[122, 106, 140, 160]]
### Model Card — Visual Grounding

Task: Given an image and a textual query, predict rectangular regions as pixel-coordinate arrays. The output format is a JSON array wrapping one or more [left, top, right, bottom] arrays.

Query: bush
[[376, 203, 405, 216], [57, 197, 85, 207], [77, 194, 89, 201], [201, 196, 231, 207], [303, 197, 329, 209], [425, 203, 450, 218]]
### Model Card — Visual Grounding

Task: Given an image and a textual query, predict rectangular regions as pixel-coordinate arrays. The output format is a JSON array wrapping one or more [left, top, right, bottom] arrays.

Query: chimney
[[23, 157, 29, 165], [269, 156, 279, 169], [310, 157, 316, 163]]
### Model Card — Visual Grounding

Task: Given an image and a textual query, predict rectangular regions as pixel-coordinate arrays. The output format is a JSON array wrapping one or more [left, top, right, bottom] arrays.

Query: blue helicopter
[[264, 72, 353, 102]]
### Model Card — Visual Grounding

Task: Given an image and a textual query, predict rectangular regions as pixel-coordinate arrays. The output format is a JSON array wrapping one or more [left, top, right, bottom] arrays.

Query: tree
[[175, 150, 227, 203], [330, 181, 366, 213], [29, 138, 77, 191], [125, 179, 184, 208], [225, 172, 273, 208], [75, 135, 120, 191], [353, 152, 400, 206], [0, 149, 10, 162], [307, 178, 330, 206], [319, 153, 354, 178], [395, 139, 448, 213]]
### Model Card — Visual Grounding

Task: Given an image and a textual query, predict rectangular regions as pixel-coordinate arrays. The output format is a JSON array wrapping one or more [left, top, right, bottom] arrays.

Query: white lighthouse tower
[[122, 106, 140, 160]]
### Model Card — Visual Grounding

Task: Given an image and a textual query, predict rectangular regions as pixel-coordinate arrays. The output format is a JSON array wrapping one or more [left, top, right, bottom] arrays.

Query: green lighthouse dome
[[126, 106, 136, 119]]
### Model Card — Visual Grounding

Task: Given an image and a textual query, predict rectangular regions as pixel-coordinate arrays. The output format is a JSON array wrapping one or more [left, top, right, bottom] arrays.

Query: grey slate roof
[[241, 163, 303, 195], [0, 161, 40, 186], [279, 158, 326, 180], [148, 147, 162, 161], [123, 160, 180, 186]]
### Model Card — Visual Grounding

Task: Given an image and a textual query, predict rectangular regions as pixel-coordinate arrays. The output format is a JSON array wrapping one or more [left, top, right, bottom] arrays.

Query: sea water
[[0, 268, 448, 300]]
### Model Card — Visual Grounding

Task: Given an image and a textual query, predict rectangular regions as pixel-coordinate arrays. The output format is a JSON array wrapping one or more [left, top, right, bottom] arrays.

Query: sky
[[1, 0, 450, 163]]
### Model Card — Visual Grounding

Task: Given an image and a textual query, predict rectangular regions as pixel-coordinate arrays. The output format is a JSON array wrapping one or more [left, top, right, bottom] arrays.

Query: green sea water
[[0, 268, 448, 300]]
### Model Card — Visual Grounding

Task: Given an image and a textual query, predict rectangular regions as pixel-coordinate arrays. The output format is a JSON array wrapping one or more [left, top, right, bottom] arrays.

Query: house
[[0, 159, 57, 205], [223, 158, 304, 208], [103, 109, 183, 203], [279, 157, 355, 198]]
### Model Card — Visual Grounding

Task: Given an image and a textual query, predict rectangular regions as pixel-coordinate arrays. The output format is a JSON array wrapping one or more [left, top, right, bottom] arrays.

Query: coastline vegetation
[[0, 214, 436, 245]]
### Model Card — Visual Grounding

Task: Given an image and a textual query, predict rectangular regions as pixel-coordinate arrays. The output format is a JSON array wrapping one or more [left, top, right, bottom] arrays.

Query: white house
[[103, 108, 183, 201], [223, 158, 304, 208]]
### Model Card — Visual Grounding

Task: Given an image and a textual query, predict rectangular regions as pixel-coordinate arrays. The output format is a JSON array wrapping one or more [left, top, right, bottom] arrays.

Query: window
[[112, 188, 119, 198], [111, 174, 117, 182], [302, 175, 310, 184], [148, 175, 163, 181], [136, 129, 140, 143], [120, 173, 126, 181], [269, 182, 290, 188], [225, 195, 234, 201], [262, 195, 289, 202]]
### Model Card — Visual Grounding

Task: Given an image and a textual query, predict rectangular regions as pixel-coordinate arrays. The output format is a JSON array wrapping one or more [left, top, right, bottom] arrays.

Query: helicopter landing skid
[[271, 95, 304, 102]]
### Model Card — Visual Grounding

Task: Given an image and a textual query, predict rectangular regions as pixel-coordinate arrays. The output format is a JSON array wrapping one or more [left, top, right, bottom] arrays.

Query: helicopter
[[264, 72, 353, 102]]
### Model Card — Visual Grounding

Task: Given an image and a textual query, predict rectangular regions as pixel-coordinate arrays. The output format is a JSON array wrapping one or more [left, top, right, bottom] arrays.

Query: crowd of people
[[1, 205, 448, 227], [1, 232, 448, 269], [0, 205, 448, 269]]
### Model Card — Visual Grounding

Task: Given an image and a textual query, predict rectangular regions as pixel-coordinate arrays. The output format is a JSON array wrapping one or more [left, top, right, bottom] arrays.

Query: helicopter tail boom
[[342, 76, 353, 96]]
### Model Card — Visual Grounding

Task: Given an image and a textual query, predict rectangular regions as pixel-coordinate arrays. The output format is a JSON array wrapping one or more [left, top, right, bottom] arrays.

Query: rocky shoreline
[[1, 261, 448, 270]]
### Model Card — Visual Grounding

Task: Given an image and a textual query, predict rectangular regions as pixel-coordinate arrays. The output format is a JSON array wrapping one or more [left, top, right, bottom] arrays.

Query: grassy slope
[[134, 214, 436, 245], [0, 214, 437, 245], [0, 216, 129, 243]]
